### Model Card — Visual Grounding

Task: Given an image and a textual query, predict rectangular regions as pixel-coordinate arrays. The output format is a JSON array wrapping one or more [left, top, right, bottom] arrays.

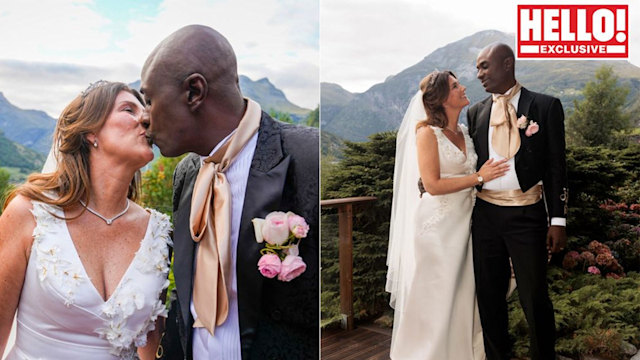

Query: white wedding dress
[[4, 201, 172, 360], [389, 124, 485, 360]]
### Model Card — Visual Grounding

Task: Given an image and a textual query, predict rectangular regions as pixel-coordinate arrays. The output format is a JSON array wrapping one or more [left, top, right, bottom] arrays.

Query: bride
[[0, 81, 171, 359], [386, 71, 508, 359]]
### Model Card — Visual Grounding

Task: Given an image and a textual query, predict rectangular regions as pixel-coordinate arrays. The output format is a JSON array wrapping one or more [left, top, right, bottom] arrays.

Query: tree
[[268, 109, 294, 124], [567, 65, 631, 147], [140, 155, 185, 219], [322, 132, 396, 326], [0, 168, 11, 215], [305, 107, 319, 127]]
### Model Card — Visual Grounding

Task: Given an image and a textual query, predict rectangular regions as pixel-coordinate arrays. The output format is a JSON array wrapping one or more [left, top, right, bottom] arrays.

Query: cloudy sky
[[0, 0, 318, 117], [322, 0, 639, 93]]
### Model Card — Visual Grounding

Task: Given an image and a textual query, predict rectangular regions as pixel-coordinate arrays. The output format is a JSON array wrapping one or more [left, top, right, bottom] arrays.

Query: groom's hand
[[546, 225, 567, 254]]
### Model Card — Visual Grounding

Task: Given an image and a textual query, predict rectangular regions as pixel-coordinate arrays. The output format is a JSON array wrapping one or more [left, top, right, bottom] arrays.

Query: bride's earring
[[93, 140, 98, 148]]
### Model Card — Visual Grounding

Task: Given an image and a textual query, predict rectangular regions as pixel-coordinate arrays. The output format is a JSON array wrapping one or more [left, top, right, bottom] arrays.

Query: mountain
[[320, 82, 356, 125], [321, 130, 345, 159], [0, 130, 46, 181], [0, 92, 56, 154], [1, 76, 311, 172], [238, 75, 311, 122], [131, 76, 312, 123], [322, 30, 640, 142]]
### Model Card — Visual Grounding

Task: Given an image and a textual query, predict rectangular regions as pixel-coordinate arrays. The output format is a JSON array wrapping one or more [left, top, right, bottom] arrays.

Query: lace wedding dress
[[390, 125, 485, 360], [4, 201, 172, 360]]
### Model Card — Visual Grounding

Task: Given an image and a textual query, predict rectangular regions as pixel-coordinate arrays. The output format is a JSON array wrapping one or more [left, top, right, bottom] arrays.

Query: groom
[[468, 43, 567, 360], [140, 25, 318, 359]]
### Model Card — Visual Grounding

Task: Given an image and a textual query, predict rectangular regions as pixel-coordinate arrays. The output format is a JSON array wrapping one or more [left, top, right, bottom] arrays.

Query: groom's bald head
[[142, 25, 241, 103], [140, 25, 246, 157], [476, 42, 516, 94]]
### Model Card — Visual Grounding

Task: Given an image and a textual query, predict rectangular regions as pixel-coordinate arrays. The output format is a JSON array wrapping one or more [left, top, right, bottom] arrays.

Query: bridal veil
[[386, 90, 425, 309]]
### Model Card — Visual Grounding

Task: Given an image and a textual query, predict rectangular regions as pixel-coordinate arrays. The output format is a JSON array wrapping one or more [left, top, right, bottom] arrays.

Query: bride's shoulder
[[416, 126, 442, 149], [128, 203, 169, 226], [142, 206, 173, 238], [0, 194, 37, 248], [416, 125, 444, 139], [416, 125, 440, 135], [2, 194, 35, 220]]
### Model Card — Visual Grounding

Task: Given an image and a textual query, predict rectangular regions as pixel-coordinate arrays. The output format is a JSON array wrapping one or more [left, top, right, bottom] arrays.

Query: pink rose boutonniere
[[252, 211, 309, 281], [516, 115, 529, 129], [516, 114, 539, 137], [525, 121, 539, 137]]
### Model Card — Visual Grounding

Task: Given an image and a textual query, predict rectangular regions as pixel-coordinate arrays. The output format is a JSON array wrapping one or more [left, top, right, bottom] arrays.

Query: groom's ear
[[183, 73, 208, 111], [503, 57, 514, 72]]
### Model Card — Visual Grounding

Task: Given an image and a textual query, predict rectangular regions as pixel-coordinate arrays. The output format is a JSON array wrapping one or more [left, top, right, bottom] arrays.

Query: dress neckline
[[60, 209, 154, 304], [435, 125, 468, 158]]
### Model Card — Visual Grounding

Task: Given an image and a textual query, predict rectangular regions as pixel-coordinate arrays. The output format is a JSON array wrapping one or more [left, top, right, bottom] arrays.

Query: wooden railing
[[321, 196, 376, 331]]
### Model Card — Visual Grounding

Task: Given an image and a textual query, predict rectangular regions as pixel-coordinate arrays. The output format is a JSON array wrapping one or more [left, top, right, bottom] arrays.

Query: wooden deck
[[321, 324, 534, 360], [321, 324, 391, 360]]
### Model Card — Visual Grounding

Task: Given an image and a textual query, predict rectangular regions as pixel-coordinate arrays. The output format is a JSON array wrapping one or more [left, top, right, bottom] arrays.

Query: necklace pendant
[[79, 199, 129, 226]]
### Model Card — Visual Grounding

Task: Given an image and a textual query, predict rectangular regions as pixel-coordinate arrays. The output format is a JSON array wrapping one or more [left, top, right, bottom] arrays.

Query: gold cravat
[[490, 82, 522, 159], [189, 98, 261, 335]]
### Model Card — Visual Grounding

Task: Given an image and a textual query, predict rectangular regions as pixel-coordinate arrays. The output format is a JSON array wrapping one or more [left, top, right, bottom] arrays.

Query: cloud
[[0, 60, 139, 117], [320, 0, 507, 92], [321, 0, 638, 93], [0, 0, 318, 111], [0, 0, 113, 63], [119, 0, 319, 108]]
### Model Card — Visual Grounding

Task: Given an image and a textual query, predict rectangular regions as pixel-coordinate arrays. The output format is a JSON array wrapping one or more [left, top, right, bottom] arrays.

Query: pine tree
[[268, 109, 295, 124], [321, 132, 396, 325], [567, 66, 631, 147], [305, 107, 319, 127]]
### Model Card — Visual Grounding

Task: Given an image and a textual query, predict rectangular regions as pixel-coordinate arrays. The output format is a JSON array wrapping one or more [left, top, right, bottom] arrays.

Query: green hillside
[[0, 92, 56, 154], [0, 130, 46, 182]]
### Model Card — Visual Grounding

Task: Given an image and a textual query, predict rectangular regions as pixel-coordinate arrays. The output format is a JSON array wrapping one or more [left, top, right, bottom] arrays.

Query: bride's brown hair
[[4, 82, 143, 211], [416, 70, 456, 131]]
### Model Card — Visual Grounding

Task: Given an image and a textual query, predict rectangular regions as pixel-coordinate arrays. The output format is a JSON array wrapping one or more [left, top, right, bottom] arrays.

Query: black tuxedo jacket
[[162, 112, 319, 360], [467, 87, 568, 220]]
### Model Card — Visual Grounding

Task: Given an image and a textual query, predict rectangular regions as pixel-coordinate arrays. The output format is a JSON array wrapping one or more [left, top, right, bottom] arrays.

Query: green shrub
[[140, 155, 185, 305], [509, 270, 640, 358], [321, 132, 396, 327], [0, 168, 11, 215]]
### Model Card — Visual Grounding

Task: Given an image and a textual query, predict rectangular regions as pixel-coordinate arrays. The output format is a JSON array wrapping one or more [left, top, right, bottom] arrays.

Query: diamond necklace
[[79, 199, 130, 225], [443, 125, 462, 136]]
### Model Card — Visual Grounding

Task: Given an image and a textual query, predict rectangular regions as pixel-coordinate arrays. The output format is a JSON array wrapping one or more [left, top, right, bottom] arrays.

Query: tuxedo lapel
[[517, 87, 534, 118], [515, 87, 535, 164], [236, 113, 290, 355], [173, 154, 201, 337], [476, 96, 492, 165]]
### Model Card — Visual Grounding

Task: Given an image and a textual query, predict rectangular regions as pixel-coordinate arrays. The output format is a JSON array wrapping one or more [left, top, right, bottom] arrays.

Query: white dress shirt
[[191, 129, 259, 360], [483, 86, 566, 226]]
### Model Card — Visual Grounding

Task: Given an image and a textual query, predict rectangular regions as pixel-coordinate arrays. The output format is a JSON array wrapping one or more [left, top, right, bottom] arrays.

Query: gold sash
[[477, 185, 543, 207]]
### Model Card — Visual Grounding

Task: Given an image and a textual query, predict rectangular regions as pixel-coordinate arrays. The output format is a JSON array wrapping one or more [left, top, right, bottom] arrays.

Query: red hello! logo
[[517, 4, 628, 58]]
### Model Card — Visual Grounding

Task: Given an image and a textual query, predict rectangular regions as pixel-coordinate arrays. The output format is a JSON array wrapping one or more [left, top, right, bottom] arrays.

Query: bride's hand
[[478, 158, 510, 182]]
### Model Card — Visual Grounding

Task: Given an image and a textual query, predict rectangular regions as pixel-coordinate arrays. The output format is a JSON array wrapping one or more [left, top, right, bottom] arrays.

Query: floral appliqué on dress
[[417, 126, 478, 237], [30, 202, 172, 359], [31, 202, 86, 306]]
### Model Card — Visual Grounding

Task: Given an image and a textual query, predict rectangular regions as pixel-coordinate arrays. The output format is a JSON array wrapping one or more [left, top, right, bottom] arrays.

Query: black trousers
[[472, 198, 556, 360]]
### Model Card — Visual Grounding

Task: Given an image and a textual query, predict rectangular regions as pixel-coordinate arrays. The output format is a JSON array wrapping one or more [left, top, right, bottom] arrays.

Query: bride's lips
[[140, 132, 153, 146]]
